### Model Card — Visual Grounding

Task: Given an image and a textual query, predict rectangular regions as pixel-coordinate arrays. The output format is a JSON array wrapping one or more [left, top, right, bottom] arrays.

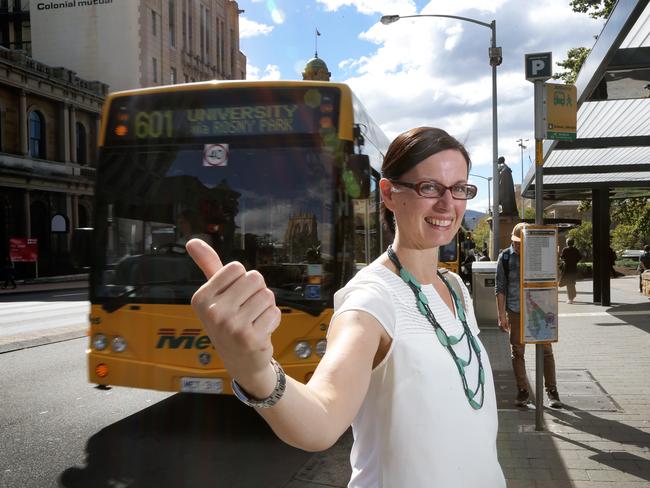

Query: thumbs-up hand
[[186, 239, 281, 393]]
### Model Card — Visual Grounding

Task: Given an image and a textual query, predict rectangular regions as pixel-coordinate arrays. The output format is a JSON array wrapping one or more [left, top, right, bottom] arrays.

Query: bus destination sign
[[106, 88, 340, 144], [184, 104, 301, 136]]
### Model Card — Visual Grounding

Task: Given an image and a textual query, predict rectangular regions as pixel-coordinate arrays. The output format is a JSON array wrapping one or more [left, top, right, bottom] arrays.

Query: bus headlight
[[316, 339, 327, 357], [92, 334, 108, 351], [294, 341, 312, 359], [112, 336, 127, 353]]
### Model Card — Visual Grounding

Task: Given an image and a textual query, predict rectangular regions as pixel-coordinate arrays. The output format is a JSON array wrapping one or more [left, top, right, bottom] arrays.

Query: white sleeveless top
[[331, 262, 505, 488]]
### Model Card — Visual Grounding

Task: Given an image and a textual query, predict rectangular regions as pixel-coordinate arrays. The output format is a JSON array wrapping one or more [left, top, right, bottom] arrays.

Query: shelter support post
[[592, 188, 611, 306]]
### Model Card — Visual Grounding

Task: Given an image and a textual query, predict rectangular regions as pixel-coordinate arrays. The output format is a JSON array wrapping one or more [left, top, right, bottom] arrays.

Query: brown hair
[[380, 127, 472, 237]]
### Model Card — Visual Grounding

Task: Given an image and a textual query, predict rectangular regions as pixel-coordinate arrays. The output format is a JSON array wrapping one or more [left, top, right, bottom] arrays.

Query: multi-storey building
[[0, 1, 245, 278], [0, 49, 107, 278], [0, 1, 31, 55], [3, 0, 245, 93]]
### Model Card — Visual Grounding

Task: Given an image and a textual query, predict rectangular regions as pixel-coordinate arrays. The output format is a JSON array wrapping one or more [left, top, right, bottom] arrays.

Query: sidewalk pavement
[[0, 274, 89, 353], [2, 274, 649, 487], [0, 273, 88, 296]]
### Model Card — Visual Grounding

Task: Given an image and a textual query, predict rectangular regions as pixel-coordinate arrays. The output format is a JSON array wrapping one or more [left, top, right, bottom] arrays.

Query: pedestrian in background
[[608, 246, 618, 278], [186, 127, 506, 487], [639, 245, 650, 293], [1, 257, 16, 289], [559, 238, 582, 304], [495, 223, 561, 408], [461, 248, 476, 291]]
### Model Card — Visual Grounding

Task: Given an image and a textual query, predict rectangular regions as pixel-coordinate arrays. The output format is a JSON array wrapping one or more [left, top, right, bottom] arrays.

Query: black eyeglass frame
[[389, 179, 478, 200]]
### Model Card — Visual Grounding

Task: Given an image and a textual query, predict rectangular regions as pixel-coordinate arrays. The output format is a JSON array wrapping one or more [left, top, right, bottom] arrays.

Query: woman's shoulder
[[345, 261, 395, 288]]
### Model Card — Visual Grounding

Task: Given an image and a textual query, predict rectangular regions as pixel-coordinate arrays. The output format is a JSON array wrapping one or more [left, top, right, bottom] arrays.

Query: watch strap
[[231, 358, 286, 408]]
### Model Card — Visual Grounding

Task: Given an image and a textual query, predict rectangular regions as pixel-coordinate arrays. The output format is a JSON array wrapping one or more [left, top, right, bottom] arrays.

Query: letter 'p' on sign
[[525, 52, 552, 82]]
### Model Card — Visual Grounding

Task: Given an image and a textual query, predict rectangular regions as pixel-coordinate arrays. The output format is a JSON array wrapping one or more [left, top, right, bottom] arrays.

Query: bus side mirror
[[71, 227, 94, 270], [345, 154, 370, 199]]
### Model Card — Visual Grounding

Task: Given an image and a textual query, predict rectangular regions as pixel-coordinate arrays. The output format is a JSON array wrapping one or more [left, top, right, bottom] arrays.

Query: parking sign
[[525, 52, 552, 82]]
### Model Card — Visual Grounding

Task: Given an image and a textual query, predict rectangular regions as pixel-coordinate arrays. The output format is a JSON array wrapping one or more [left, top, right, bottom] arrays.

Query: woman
[[186, 127, 505, 487], [559, 238, 582, 304]]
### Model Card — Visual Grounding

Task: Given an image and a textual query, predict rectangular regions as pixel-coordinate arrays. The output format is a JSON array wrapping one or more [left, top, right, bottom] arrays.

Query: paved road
[[0, 289, 89, 354], [0, 337, 320, 488]]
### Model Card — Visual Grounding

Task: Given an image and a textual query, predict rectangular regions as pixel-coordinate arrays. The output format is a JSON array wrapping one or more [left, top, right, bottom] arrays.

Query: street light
[[516, 138, 529, 220], [380, 13, 502, 259], [470, 173, 493, 216]]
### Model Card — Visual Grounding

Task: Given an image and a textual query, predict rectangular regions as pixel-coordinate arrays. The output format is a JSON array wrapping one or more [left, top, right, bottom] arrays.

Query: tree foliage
[[553, 47, 591, 84], [567, 222, 593, 260], [610, 198, 650, 250], [569, 0, 616, 19], [472, 217, 491, 252], [554, 1, 615, 83]]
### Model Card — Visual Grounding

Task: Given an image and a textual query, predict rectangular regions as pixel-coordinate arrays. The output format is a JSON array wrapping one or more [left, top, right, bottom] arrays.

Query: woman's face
[[381, 149, 469, 250]]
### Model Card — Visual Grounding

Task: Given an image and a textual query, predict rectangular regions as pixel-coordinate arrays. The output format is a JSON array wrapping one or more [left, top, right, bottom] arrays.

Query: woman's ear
[[379, 178, 396, 211]]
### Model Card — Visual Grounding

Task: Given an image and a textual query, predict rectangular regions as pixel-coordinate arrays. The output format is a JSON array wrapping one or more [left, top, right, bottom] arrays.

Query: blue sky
[[238, 0, 606, 212]]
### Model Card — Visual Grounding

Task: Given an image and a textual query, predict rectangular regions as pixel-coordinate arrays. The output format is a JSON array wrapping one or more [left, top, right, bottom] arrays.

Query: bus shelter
[[522, 0, 650, 306]]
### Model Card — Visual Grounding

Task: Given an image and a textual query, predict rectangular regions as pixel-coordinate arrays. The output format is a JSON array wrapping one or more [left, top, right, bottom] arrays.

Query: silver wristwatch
[[231, 358, 287, 408]]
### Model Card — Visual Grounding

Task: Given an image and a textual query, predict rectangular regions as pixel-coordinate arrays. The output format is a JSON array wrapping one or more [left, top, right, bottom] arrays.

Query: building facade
[[0, 0, 247, 279], [0, 48, 107, 278], [0, 1, 31, 54], [27, 0, 245, 92]]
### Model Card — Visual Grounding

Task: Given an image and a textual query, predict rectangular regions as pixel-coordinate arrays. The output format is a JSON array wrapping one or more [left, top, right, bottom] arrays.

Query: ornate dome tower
[[302, 55, 331, 81]]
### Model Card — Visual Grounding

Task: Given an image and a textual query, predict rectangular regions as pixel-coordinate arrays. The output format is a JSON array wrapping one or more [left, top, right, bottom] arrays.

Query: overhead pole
[[380, 14, 501, 259], [525, 51, 553, 432]]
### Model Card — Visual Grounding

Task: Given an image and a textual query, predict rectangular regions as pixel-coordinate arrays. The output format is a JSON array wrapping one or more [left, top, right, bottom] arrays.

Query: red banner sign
[[9, 238, 38, 262]]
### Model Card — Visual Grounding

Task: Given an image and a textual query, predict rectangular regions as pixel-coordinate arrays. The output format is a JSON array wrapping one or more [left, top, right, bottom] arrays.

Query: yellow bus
[[438, 235, 460, 274], [87, 80, 390, 394]]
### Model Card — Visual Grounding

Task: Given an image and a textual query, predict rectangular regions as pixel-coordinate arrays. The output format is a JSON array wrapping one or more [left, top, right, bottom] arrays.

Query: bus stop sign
[[544, 83, 577, 141], [525, 52, 552, 82]]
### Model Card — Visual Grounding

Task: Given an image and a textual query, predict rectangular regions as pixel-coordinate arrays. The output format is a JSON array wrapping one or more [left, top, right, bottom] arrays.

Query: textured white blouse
[[331, 262, 505, 488]]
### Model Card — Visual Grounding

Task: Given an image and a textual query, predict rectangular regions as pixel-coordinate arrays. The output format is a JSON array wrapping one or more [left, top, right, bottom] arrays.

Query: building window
[[170, 67, 177, 84], [182, 0, 187, 50], [199, 4, 210, 62], [151, 9, 157, 36], [28, 110, 45, 159], [230, 28, 236, 77], [199, 4, 204, 61], [188, 0, 193, 53], [219, 19, 225, 73], [168, 0, 175, 47], [152, 57, 158, 83], [76, 122, 87, 165]]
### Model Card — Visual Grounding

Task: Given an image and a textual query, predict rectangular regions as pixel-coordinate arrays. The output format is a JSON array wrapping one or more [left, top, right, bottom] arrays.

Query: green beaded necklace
[[387, 245, 485, 409]]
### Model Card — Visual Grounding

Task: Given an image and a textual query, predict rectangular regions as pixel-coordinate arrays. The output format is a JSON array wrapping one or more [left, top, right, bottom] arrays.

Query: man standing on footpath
[[495, 223, 562, 408]]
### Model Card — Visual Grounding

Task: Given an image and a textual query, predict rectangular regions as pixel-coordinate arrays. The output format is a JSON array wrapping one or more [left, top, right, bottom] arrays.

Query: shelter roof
[[523, 0, 650, 201]]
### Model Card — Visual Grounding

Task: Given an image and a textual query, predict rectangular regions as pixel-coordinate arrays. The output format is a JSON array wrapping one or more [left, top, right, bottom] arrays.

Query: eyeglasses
[[390, 179, 478, 200]]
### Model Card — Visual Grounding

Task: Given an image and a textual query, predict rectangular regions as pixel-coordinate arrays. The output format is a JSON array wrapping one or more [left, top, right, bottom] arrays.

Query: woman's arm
[[257, 310, 384, 451], [186, 239, 383, 452]]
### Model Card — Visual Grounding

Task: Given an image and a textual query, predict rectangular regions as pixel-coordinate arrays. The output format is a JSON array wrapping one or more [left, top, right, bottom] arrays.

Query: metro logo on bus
[[156, 328, 214, 350]]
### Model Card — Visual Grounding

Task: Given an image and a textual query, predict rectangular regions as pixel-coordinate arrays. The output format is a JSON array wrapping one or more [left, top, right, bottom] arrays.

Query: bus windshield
[[93, 144, 337, 312]]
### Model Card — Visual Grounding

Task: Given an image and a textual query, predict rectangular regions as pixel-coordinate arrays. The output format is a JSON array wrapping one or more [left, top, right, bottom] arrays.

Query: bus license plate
[[180, 377, 224, 394]]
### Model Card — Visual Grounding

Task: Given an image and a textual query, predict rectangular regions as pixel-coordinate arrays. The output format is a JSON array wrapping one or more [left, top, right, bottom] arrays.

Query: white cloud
[[342, 0, 604, 177], [239, 17, 274, 38], [316, 0, 416, 15], [246, 63, 282, 81]]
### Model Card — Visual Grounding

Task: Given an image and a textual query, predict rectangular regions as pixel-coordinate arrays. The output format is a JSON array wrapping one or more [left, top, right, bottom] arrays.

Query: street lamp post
[[470, 173, 492, 217], [516, 138, 529, 220], [381, 13, 502, 259]]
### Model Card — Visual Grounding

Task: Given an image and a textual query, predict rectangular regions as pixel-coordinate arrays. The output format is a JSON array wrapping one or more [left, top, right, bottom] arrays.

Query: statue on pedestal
[[497, 156, 518, 217]]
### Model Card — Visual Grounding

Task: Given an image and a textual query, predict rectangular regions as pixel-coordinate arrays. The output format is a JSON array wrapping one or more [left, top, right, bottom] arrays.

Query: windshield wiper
[[101, 279, 204, 313]]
